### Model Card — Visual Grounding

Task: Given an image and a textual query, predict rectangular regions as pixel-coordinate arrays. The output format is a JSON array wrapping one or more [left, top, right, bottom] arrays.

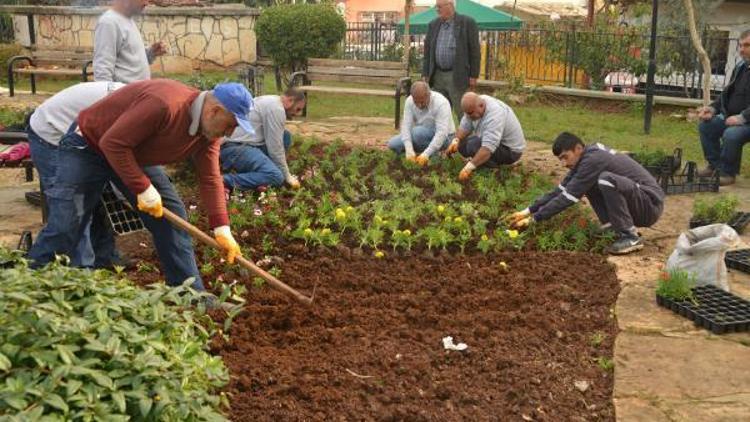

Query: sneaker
[[696, 165, 716, 177], [607, 233, 643, 255], [719, 175, 736, 186]]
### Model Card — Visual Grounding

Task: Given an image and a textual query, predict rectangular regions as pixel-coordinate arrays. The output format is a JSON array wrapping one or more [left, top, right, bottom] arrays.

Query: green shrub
[[631, 148, 669, 167], [0, 250, 238, 421], [256, 3, 346, 73], [0, 43, 23, 83], [692, 194, 739, 224]]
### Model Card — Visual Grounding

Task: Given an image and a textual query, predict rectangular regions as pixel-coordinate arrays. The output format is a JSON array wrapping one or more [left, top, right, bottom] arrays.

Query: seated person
[[696, 29, 750, 186], [221, 88, 306, 192], [508, 132, 665, 255], [445, 92, 525, 181], [387, 81, 455, 166]]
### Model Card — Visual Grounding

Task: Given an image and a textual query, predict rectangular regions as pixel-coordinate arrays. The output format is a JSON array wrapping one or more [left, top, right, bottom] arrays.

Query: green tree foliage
[[542, 15, 647, 89], [256, 3, 346, 74]]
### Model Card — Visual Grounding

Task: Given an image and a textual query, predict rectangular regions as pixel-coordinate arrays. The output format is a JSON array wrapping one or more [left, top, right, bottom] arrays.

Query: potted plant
[[689, 194, 749, 233]]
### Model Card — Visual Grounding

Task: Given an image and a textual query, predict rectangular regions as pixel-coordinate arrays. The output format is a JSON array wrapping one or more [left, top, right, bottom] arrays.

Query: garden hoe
[[161, 208, 315, 306]]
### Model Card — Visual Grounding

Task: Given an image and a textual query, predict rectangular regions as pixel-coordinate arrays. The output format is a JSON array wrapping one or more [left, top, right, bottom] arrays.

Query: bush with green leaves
[[656, 268, 697, 302], [256, 3, 346, 74], [692, 194, 739, 224], [0, 250, 242, 421]]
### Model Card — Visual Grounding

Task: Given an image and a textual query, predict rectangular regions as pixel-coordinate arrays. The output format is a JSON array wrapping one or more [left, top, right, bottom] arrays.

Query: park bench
[[7, 45, 93, 97], [290, 58, 411, 129]]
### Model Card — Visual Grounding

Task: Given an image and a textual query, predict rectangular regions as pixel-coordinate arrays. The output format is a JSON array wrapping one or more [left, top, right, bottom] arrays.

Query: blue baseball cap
[[212, 83, 255, 135]]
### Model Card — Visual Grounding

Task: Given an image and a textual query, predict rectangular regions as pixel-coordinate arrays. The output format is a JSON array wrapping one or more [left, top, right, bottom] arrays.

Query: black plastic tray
[[632, 147, 682, 179], [726, 249, 750, 274], [689, 212, 750, 234], [100, 183, 145, 236], [656, 285, 750, 334], [659, 161, 719, 195]]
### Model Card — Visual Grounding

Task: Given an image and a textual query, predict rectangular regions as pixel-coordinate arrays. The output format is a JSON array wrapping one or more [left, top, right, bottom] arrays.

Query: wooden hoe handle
[[161, 208, 314, 305]]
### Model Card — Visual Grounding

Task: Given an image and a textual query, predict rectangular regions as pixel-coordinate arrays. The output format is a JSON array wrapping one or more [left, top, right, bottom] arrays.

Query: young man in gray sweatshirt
[[508, 132, 665, 255], [220, 89, 306, 192], [93, 0, 166, 83], [445, 92, 526, 181]]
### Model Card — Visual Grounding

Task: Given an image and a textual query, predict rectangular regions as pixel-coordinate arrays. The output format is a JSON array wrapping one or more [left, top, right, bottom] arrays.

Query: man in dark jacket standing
[[422, 0, 480, 115], [697, 29, 750, 186], [507, 132, 664, 255]]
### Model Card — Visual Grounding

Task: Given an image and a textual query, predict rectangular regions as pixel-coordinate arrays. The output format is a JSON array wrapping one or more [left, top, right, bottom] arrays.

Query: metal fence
[[337, 22, 740, 99]]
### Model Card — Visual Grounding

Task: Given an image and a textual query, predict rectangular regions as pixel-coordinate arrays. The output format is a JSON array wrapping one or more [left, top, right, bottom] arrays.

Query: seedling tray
[[689, 212, 750, 234], [659, 161, 719, 195], [726, 249, 750, 274], [632, 147, 682, 179], [101, 183, 145, 235], [656, 285, 750, 334]]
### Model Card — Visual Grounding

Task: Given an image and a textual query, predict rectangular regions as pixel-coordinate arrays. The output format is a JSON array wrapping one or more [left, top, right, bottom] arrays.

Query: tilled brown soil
[[204, 248, 619, 421]]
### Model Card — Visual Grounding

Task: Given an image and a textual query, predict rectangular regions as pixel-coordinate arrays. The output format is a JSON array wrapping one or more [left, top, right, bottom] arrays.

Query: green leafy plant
[[692, 194, 739, 224], [655, 268, 697, 302], [631, 149, 670, 167], [0, 254, 236, 420], [390, 229, 414, 251], [595, 356, 615, 371]]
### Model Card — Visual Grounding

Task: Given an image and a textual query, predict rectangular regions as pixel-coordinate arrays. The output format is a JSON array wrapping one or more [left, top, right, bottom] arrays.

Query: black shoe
[[607, 233, 643, 255]]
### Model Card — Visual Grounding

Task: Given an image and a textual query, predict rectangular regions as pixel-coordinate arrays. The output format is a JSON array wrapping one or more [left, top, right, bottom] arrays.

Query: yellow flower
[[506, 229, 519, 239], [403, 229, 411, 236], [303, 228, 313, 236], [481, 234, 489, 241], [346, 206, 354, 213], [374, 251, 385, 258], [454, 217, 463, 223], [335, 208, 346, 219], [382, 219, 389, 225], [437, 205, 445, 213], [374, 215, 382, 223], [321, 228, 331, 235], [444, 216, 451, 223]]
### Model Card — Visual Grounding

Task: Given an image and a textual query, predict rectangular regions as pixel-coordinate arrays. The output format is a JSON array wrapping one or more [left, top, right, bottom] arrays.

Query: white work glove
[[504, 208, 531, 225], [415, 154, 430, 167], [214, 225, 241, 264], [458, 161, 476, 182], [404, 141, 416, 161], [137, 184, 163, 218], [286, 174, 301, 190], [446, 137, 460, 155]]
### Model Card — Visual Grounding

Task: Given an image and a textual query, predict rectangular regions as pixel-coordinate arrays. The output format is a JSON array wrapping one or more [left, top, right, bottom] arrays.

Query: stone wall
[[1, 5, 259, 73]]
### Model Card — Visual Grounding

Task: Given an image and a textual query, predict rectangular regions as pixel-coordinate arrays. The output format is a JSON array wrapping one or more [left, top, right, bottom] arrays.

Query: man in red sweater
[[27, 79, 253, 291]]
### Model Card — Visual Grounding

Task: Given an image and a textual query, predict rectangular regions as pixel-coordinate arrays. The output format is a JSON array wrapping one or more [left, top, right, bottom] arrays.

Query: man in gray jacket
[[93, 0, 165, 83], [221, 89, 306, 192], [422, 0, 480, 115], [508, 132, 665, 255]]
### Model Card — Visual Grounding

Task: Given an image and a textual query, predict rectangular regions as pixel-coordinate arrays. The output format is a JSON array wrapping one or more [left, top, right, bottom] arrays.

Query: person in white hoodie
[[387, 81, 455, 166]]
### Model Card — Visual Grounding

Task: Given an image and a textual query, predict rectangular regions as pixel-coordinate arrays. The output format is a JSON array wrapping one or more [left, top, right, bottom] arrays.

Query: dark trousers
[[587, 171, 663, 233], [458, 135, 522, 168], [26, 127, 204, 290]]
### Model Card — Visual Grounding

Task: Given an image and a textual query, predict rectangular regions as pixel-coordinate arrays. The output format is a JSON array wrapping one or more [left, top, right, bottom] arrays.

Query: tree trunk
[[402, 0, 412, 71], [683, 0, 712, 105]]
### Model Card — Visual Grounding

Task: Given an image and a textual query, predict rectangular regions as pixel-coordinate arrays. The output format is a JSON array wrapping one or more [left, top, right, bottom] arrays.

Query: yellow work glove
[[214, 225, 241, 264], [137, 184, 163, 218], [445, 138, 460, 155], [511, 216, 533, 230], [286, 174, 301, 190], [458, 161, 476, 182], [415, 154, 430, 167], [504, 208, 531, 225]]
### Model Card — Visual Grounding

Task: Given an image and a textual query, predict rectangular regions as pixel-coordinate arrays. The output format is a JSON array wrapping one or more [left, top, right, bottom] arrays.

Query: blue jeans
[[698, 115, 750, 176], [458, 135, 523, 167], [26, 127, 204, 290], [221, 130, 292, 191], [387, 125, 452, 155]]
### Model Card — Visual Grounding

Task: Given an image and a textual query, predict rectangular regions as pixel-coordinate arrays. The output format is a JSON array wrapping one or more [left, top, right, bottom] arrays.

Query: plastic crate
[[726, 249, 750, 274], [689, 212, 750, 234], [659, 161, 719, 195], [100, 183, 145, 235], [656, 285, 750, 334]]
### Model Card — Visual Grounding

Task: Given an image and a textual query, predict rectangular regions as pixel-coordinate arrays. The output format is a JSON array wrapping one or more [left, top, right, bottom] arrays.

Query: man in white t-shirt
[[27, 81, 125, 268], [93, 0, 165, 83]]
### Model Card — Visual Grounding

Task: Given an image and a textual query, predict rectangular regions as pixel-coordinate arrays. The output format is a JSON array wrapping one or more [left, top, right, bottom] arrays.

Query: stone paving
[[1, 116, 749, 420]]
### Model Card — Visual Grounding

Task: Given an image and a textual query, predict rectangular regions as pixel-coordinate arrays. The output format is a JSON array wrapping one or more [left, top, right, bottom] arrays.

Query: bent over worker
[[26, 80, 252, 291], [508, 132, 664, 255]]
